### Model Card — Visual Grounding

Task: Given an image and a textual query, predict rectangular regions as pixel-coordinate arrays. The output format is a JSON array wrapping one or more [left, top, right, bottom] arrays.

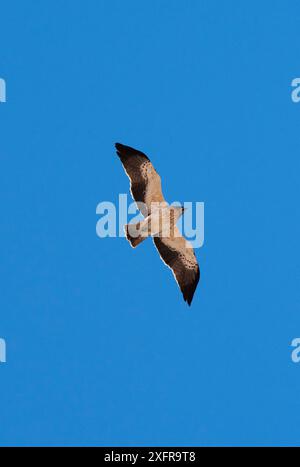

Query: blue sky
[[1, 0, 300, 446]]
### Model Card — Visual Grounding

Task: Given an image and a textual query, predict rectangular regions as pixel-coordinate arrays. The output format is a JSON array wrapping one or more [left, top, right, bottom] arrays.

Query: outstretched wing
[[153, 228, 200, 306], [115, 143, 165, 217]]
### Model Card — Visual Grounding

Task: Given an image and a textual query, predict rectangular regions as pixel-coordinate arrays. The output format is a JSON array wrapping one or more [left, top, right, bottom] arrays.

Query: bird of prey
[[115, 143, 200, 306]]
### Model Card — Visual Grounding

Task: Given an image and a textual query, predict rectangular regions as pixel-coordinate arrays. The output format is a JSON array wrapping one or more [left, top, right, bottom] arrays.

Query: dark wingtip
[[115, 142, 122, 156], [185, 295, 192, 306], [183, 266, 200, 306], [114, 143, 149, 160], [115, 142, 131, 152]]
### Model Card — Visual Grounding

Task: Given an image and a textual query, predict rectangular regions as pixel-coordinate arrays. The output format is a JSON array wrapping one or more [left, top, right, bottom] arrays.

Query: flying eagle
[[115, 143, 200, 306]]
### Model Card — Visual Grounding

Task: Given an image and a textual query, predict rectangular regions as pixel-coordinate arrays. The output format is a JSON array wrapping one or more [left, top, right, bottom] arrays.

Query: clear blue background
[[1, 0, 300, 447]]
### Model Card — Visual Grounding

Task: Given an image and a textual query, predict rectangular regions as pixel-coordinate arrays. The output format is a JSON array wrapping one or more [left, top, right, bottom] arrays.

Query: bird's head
[[173, 206, 186, 217]]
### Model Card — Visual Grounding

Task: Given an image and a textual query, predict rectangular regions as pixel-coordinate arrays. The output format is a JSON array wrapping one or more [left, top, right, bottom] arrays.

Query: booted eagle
[[115, 143, 200, 306]]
